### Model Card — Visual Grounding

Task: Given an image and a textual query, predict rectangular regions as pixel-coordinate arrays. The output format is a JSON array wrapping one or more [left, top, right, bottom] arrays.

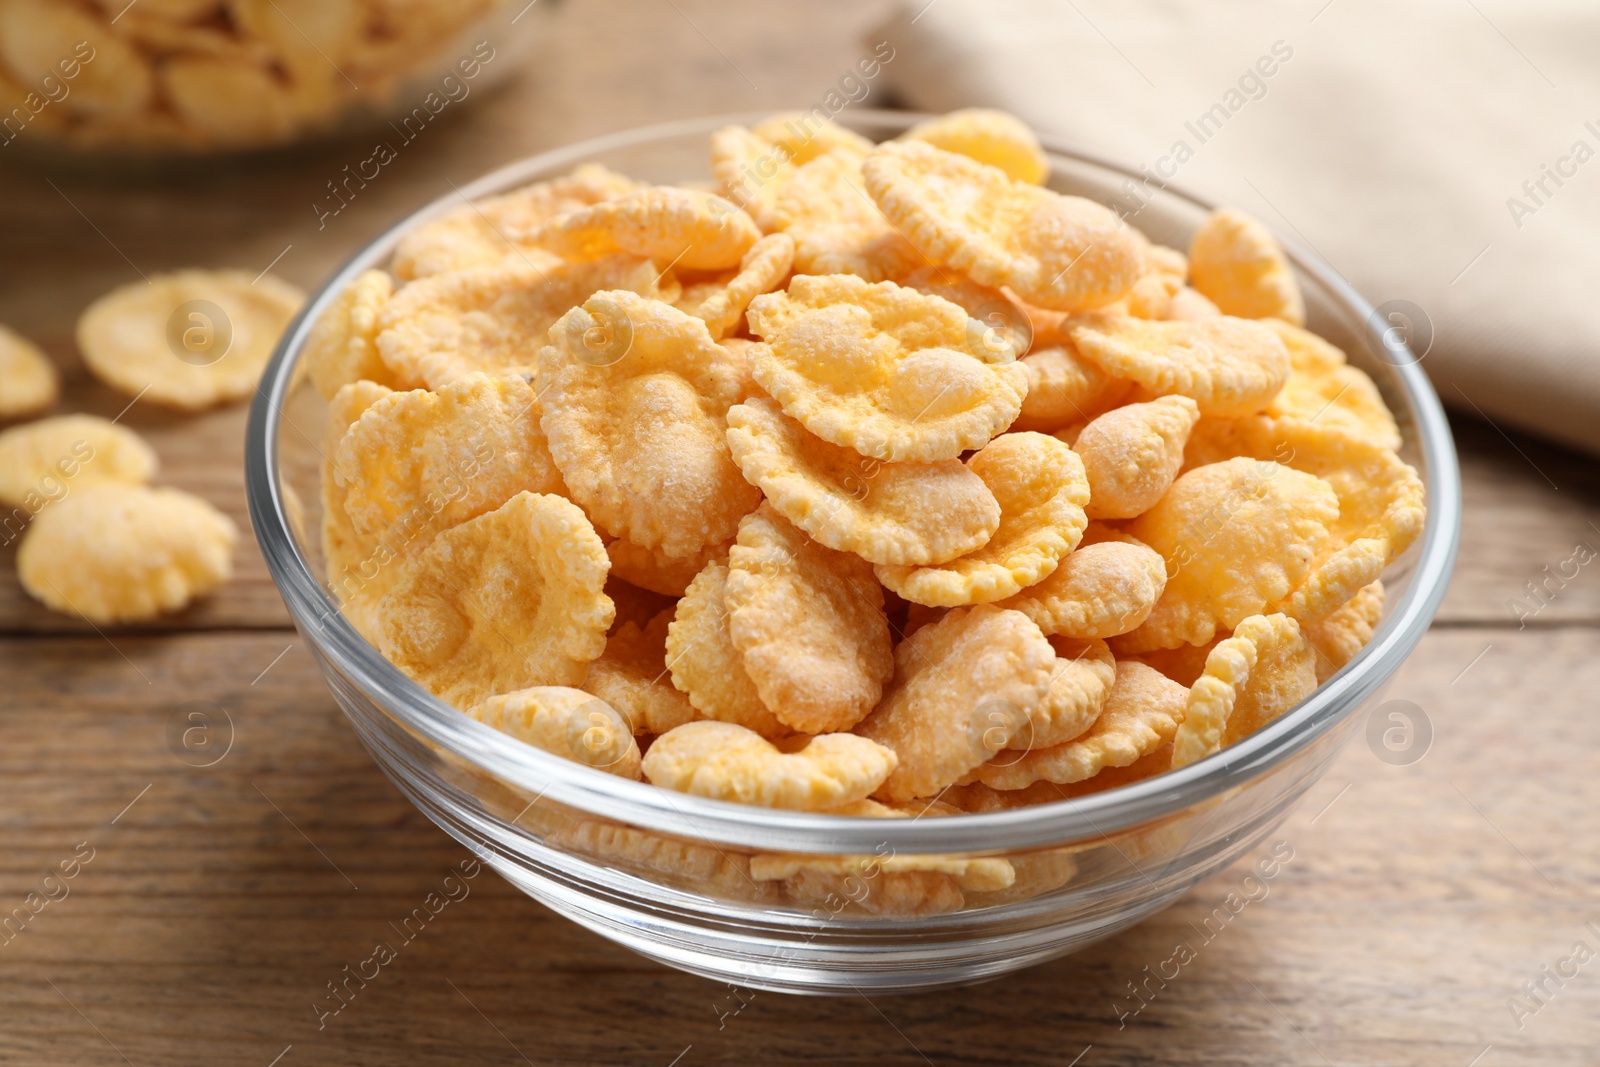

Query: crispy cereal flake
[[642, 721, 897, 810], [539, 291, 761, 557], [1172, 613, 1315, 768], [665, 553, 788, 738], [583, 609, 698, 735], [0, 325, 58, 419], [863, 140, 1143, 311], [1006, 635, 1117, 750], [17, 485, 235, 622], [1075, 395, 1200, 519], [469, 686, 641, 779], [375, 492, 613, 709], [0, 415, 157, 509], [1013, 341, 1132, 432], [1069, 313, 1289, 416], [527, 186, 761, 271], [303, 269, 405, 398], [995, 532, 1167, 639], [725, 505, 893, 733], [687, 232, 795, 340], [857, 605, 1055, 801], [905, 108, 1049, 184], [876, 432, 1090, 606], [1305, 579, 1384, 682], [77, 270, 304, 410], [724, 397, 1001, 566], [1188, 207, 1305, 325], [745, 274, 1027, 461]]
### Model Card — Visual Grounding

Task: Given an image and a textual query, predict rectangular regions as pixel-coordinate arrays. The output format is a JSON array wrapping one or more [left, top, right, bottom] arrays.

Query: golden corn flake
[[971, 660, 1185, 790], [392, 164, 638, 281], [0, 415, 157, 508], [746, 274, 1027, 462], [17, 484, 236, 623], [688, 232, 794, 340], [1012, 341, 1133, 433], [551, 818, 778, 904], [0, 325, 58, 419], [77, 270, 305, 411], [725, 504, 893, 733], [724, 397, 1000, 566], [1075, 395, 1200, 520], [375, 492, 613, 709], [539, 291, 761, 557], [905, 108, 1049, 185], [876, 432, 1089, 606], [1165, 286, 1223, 320], [863, 140, 1143, 312], [335, 373, 564, 550], [770, 150, 923, 282], [996, 536, 1167, 639], [1120, 457, 1339, 651], [896, 265, 1034, 361], [665, 553, 788, 738], [303, 269, 405, 399], [1305, 579, 1384, 682], [642, 720, 897, 811], [583, 609, 698, 735], [1265, 323, 1401, 450], [1007, 636, 1116, 750], [1172, 613, 1315, 769], [752, 112, 876, 162], [468, 686, 642, 779], [1183, 415, 1423, 622], [606, 535, 728, 597], [710, 124, 799, 233], [376, 254, 662, 390], [321, 381, 394, 635], [1069, 314, 1289, 416], [528, 186, 761, 272], [1188, 207, 1305, 326], [856, 605, 1055, 801]]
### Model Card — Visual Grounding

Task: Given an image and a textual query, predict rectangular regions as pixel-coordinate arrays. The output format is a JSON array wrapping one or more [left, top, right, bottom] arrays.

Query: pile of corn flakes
[[307, 110, 1423, 912], [0, 0, 505, 151]]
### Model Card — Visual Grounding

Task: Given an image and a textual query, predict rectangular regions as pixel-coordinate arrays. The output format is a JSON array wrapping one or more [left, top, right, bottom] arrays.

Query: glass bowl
[[245, 110, 1461, 995]]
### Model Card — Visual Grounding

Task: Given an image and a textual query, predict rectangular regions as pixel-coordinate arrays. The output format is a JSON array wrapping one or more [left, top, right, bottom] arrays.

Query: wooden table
[[3, 2, 1599, 1063]]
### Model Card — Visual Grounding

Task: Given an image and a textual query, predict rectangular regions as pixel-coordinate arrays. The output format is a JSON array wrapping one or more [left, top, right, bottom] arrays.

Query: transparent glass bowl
[[246, 111, 1461, 994]]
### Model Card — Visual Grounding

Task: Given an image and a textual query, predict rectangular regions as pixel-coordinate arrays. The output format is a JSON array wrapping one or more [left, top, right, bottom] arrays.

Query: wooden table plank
[[2, 627, 1596, 1067]]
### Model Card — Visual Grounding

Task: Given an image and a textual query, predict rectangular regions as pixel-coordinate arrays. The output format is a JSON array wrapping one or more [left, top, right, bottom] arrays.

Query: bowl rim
[[245, 108, 1461, 855]]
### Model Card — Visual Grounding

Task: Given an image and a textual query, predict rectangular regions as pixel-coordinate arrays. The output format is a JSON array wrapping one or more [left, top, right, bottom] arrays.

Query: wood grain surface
[[3, 2, 1599, 1064]]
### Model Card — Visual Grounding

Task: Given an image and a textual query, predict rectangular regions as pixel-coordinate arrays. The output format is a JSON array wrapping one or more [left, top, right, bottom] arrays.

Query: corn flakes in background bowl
[[0, 0, 546, 157], [246, 111, 1461, 994]]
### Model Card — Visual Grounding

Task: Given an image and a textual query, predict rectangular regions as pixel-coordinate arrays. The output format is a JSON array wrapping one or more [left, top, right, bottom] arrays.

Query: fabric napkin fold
[[873, 0, 1600, 456]]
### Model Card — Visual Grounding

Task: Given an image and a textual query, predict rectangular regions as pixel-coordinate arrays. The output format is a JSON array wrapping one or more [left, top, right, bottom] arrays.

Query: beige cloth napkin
[[874, 0, 1600, 456]]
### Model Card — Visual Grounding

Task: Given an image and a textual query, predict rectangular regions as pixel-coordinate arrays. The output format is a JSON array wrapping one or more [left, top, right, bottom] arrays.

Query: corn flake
[[1075, 395, 1200, 519], [551, 818, 778, 904], [335, 373, 564, 550], [876, 432, 1090, 606], [607, 536, 728, 597], [971, 660, 1185, 789], [0, 415, 157, 509], [856, 605, 1055, 801], [539, 291, 761, 557], [770, 150, 923, 282], [1069, 314, 1289, 416], [642, 720, 897, 810], [303, 270, 406, 399], [17, 485, 235, 622], [0, 325, 58, 420], [376, 254, 662, 390], [1006, 636, 1116, 750], [528, 186, 761, 272], [724, 396, 1001, 566], [996, 534, 1167, 639], [1305, 579, 1384, 682], [468, 686, 642, 780], [725, 504, 893, 733], [687, 232, 794, 340], [392, 164, 638, 281], [375, 492, 613, 709], [746, 274, 1027, 462], [77, 270, 305, 410], [1188, 207, 1305, 326], [1172, 613, 1315, 768], [665, 553, 789, 738], [583, 609, 698, 735], [1119, 457, 1339, 651], [905, 108, 1049, 184], [863, 140, 1143, 311], [1012, 341, 1133, 432]]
